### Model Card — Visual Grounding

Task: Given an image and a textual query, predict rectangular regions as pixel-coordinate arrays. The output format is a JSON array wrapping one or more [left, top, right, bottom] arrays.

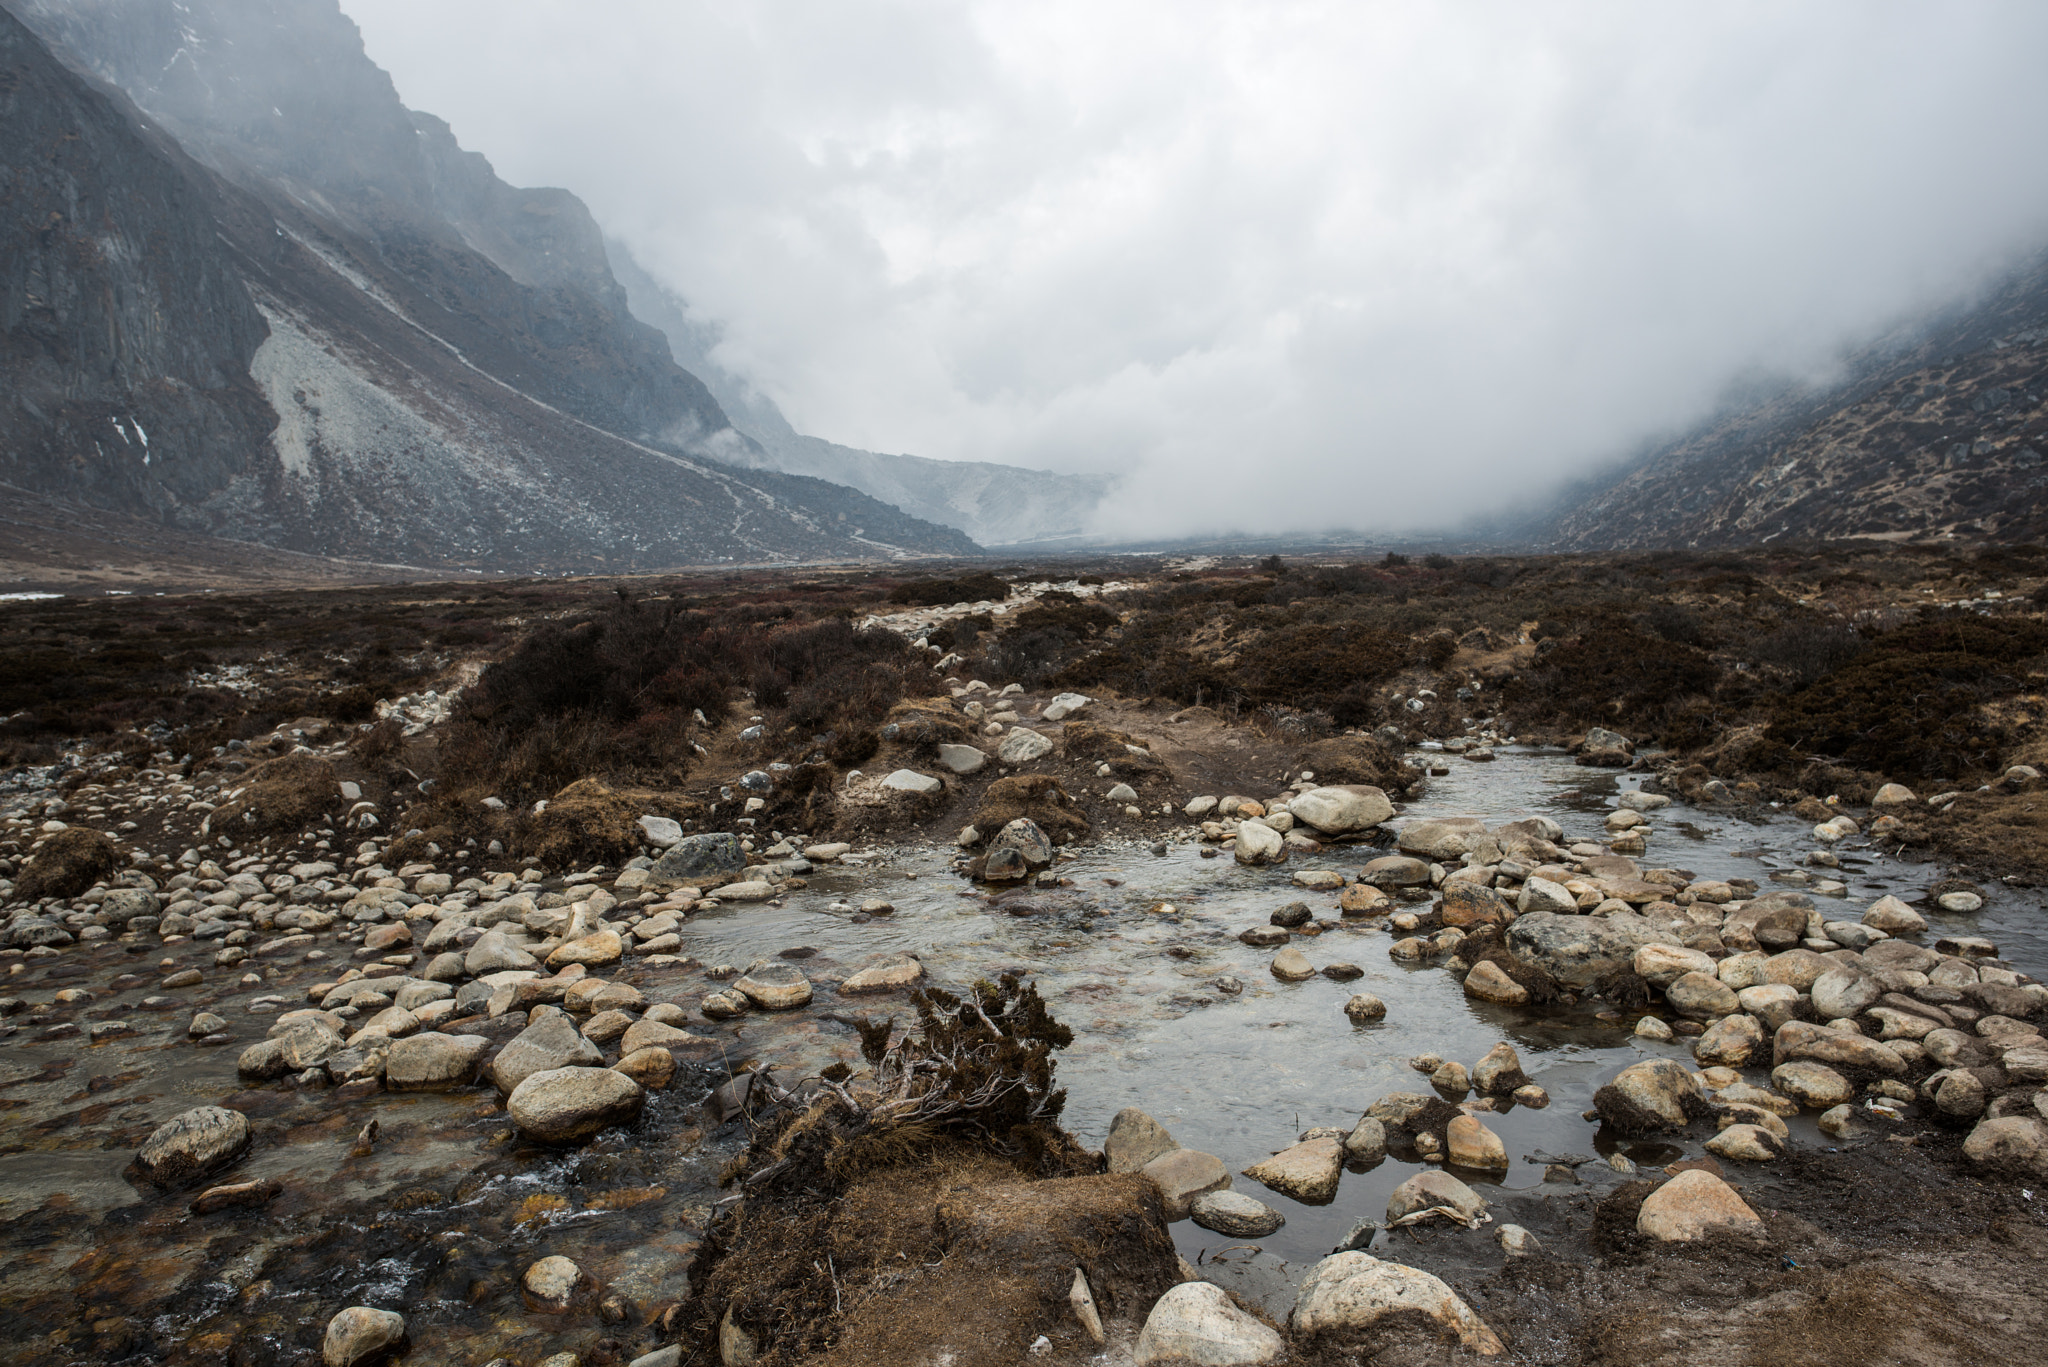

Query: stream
[[1, 748, 2042, 1364]]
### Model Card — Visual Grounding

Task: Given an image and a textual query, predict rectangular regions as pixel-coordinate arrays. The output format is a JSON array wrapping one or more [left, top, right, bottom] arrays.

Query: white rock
[[880, 769, 944, 794], [997, 728, 1053, 763], [1042, 693, 1093, 722], [936, 744, 987, 775], [1291, 1252, 1504, 1355], [1134, 1281, 1284, 1366]]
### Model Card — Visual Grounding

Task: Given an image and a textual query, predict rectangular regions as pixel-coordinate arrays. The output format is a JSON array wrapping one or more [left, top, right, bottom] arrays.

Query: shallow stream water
[[3, 748, 2042, 1363]]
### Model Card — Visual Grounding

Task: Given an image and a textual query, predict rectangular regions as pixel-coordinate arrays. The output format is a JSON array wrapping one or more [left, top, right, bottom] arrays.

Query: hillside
[[607, 243, 1112, 547], [1, 0, 979, 569], [1547, 252, 2048, 550]]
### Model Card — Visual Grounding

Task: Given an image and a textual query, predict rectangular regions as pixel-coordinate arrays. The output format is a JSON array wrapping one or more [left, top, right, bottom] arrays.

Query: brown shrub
[[1299, 735, 1421, 793], [512, 778, 707, 868], [1059, 722, 1171, 785], [883, 699, 972, 750], [973, 775, 1089, 842], [205, 755, 343, 838], [15, 827, 121, 900]]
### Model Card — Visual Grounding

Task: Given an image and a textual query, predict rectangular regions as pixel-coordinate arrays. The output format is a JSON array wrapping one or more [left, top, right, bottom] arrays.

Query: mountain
[[2, 0, 979, 569], [605, 244, 1112, 547], [1543, 252, 2048, 551]]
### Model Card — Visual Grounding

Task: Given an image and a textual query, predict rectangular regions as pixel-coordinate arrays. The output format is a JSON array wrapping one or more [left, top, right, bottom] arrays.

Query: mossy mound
[[15, 827, 121, 900]]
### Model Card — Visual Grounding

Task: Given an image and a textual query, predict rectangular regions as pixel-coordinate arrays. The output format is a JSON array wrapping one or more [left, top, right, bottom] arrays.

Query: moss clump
[[15, 827, 121, 900]]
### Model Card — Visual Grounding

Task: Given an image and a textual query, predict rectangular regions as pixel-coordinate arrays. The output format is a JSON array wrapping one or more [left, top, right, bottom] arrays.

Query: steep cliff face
[[1, 0, 979, 566], [0, 5, 275, 523], [1546, 254, 2048, 551]]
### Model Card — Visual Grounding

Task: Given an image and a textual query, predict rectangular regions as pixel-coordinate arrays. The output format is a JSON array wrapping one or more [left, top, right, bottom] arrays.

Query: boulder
[[989, 818, 1054, 868], [1771, 1061, 1856, 1108], [1665, 972, 1740, 1019], [1593, 1059, 1704, 1132], [734, 963, 813, 1010], [650, 832, 747, 883], [1471, 1042, 1528, 1095], [1636, 1169, 1764, 1242], [841, 955, 926, 994], [522, 1254, 595, 1314], [1235, 821, 1285, 865], [1773, 1021, 1906, 1075], [1360, 855, 1432, 888], [1106, 1107, 1180, 1174], [936, 744, 987, 775], [1291, 1252, 1504, 1356], [1343, 1116, 1387, 1164], [1190, 1189, 1286, 1237], [1634, 944, 1717, 989], [507, 1066, 646, 1144], [1242, 1137, 1343, 1203], [546, 930, 624, 969], [1810, 967, 1881, 1021], [1397, 817, 1499, 863], [488, 1007, 603, 1094], [1344, 993, 1389, 1022], [1271, 947, 1317, 982], [135, 1106, 250, 1186], [1693, 1014, 1764, 1067], [1385, 1169, 1486, 1226], [1705, 1124, 1782, 1162], [1462, 960, 1529, 1004], [1962, 1116, 2048, 1179], [1440, 884, 1513, 928], [620, 1018, 709, 1056], [322, 1308, 406, 1367], [1287, 786, 1393, 835], [614, 1046, 677, 1090], [1507, 912, 1682, 989], [1736, 984, 1801, 1033], [1862, 896, 1926, 935], [1141, 1148, 1232, 1219], [1446, 1115, 1507, 1170], [997, 728, 1053, 763], [1517, 876, 1577, 916], [1134, 1282, 1284, 1366]]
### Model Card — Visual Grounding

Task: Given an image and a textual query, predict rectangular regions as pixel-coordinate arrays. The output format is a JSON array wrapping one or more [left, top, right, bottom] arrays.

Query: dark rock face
[[2, 0, 980, 567], [0, 6, 276, 523]]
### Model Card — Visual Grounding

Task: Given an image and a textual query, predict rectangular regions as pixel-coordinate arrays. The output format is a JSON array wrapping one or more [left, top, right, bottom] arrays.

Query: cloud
[[345, 0, 2048, 538]]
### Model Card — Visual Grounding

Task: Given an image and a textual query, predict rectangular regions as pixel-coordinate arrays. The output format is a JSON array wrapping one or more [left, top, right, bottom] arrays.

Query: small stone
[[1385, 1169, 1486, 1226], [1635, 1015, 1674, 1041], [322, 1308, 406, 1367], [1463, 959, 1529, 1004], [1636, 1169, 1764, 1242], [1191, 1189, 1287, 1237], [1430, 1061, 1471, 1096], [1140, 1148, 1232, 1219], [1242, 1136, 1343, 1203], [1271, 947, 1317, 981], [1446, 1114, 1508, 1170], [1105, 1107, 1180, 1173], [1342, 1116, 1387, 1164], [1771, 1061, 1856, 1109], [523, 1254, 593, 1314], [1343, 994, 1388, 1022], [135, 1106, 251, 1186], [1499, 1224, 1540, 1256], [734, 963, 813, 1010], [1705, 1124, 1782, 1162]]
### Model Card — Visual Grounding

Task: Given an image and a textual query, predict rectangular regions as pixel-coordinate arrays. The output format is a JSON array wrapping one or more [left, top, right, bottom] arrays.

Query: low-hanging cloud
[[346, 0, 2048, 539]]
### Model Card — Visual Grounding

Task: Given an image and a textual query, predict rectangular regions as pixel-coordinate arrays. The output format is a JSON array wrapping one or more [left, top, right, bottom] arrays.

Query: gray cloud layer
[[347, 0, 2048, 539]]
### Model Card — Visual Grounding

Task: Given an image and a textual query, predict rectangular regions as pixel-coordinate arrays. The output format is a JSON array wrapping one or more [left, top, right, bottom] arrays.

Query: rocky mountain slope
[[2, 0, 978, 569], [1546, 252, 2048, 550], [607, 244, 1112, 547]]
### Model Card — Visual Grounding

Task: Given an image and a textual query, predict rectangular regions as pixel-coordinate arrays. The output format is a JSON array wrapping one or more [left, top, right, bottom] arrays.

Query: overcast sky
[[349, 1, 2048, 538]]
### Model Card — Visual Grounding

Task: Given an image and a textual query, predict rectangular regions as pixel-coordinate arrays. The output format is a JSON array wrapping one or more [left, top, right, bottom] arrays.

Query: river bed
[[1, 748, 2041, 1364]]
